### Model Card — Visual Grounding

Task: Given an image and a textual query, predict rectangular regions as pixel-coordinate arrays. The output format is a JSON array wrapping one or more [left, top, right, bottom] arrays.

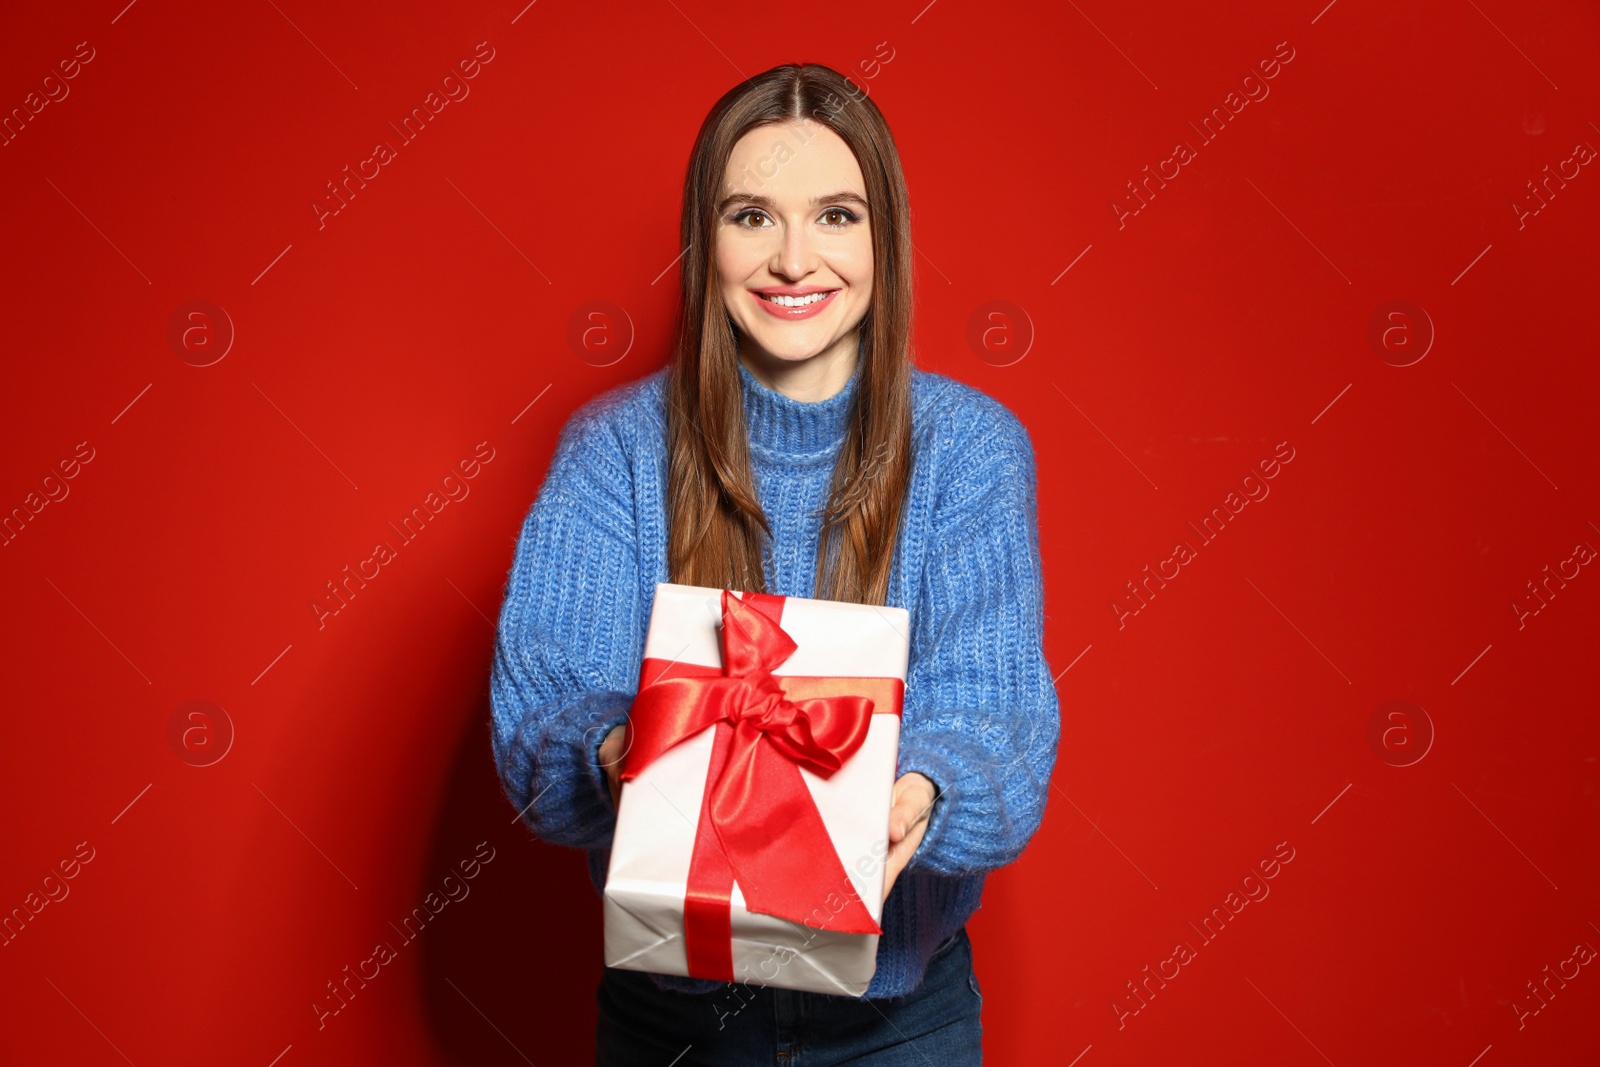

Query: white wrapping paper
[[603, 581, 910, 996]]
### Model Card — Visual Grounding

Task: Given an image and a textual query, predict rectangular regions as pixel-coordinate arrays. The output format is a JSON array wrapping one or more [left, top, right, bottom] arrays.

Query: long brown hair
[[666, 64, 915, 606]]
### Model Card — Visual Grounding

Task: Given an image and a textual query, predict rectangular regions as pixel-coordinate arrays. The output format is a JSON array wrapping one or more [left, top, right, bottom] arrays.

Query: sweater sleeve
[[894, 403, 1060, 877], [489, 398, 645, 852]]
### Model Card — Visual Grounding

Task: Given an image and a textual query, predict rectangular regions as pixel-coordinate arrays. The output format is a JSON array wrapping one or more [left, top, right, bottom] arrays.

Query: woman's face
[[715, 120, 874, 376]]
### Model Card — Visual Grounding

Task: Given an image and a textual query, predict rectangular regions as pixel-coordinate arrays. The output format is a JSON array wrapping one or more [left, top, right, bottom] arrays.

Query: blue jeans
[[595, 927, 983, 1065]]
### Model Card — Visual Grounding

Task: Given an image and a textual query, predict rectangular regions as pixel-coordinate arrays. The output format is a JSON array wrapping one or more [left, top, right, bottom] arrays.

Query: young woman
[[490, 62, 1059, 1065]]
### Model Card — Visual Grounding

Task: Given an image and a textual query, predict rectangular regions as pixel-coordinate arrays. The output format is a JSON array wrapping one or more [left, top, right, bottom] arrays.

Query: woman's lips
[[751, 289, 839, 320]]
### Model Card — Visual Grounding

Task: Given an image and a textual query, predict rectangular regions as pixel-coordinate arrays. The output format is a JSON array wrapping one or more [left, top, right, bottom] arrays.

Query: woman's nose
[[771, 221, 818, 279]]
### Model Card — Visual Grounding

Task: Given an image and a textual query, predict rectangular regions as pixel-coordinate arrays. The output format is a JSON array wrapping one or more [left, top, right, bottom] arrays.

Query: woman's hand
[[882, 772, 938, 903], [598, 725, 628, 809]]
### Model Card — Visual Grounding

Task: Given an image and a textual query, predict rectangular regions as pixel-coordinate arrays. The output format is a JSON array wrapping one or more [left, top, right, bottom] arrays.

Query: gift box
[[602, 581, 911, 996]]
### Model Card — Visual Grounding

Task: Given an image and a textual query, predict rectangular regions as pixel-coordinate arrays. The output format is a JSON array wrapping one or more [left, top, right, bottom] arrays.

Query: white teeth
[[762, 291, 832, 308]]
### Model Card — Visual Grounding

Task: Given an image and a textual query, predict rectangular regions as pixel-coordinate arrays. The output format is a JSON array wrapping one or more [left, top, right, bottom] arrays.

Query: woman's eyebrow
[[718, 191, 870, 213]]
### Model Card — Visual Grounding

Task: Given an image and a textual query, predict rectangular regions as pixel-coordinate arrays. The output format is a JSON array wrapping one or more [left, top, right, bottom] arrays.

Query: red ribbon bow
[[620, 588, 904, 981]]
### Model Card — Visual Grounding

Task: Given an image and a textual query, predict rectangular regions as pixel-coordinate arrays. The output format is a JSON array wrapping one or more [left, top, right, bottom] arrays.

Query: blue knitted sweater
[[489, 355, 1059, 999]]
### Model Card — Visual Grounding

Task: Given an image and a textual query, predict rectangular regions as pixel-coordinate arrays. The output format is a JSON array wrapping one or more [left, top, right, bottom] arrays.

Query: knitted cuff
[[577, 690, 635, 814]]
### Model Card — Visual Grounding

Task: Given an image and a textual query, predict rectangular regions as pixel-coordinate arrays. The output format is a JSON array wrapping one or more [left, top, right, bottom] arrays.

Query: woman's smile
[[750, 287, 841, 320]]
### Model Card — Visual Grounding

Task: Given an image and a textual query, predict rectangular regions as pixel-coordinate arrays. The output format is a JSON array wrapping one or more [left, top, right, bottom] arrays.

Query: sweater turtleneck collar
[[737, 354, 861, 463]]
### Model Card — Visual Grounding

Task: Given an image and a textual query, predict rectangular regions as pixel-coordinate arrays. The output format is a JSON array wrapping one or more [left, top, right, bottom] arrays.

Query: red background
[[2, 1, 1596, 1064]]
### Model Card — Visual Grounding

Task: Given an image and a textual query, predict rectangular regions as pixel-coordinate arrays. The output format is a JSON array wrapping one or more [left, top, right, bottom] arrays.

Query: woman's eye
[[727, 207, 862, 229]]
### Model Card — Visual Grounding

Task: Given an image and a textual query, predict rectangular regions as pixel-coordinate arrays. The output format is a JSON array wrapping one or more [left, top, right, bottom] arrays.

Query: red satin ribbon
[[620, 588, 904, 982]]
